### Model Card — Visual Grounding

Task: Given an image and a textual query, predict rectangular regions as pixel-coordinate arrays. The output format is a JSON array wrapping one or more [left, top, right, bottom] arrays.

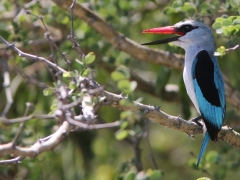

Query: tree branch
[[101, 90, 240, 148], [0, 121, 72, 159]]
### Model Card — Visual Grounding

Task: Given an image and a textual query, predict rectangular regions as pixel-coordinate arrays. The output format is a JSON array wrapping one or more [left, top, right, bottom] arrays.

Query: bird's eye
[[177, 24, 197, 34], [183, 25, 193, 32]]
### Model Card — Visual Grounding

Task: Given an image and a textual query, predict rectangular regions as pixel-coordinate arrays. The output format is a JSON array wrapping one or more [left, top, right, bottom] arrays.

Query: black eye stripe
[[176, 24, 198, 34]]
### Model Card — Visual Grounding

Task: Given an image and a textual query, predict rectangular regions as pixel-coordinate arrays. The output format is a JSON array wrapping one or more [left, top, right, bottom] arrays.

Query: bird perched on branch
[[141, 20, 226, 167]]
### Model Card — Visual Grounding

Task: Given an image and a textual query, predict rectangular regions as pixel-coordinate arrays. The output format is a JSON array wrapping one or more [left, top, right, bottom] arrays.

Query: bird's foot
[[153, 105, 161, 111], [189, 115, 203, 128]]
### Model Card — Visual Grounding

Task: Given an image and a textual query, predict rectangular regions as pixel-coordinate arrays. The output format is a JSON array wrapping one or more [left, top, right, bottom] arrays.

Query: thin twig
[[68, 0, 83, 58], [11, 103, 34, 145], [146, 131, 159, 169], [226, 44, 240, 53], [0, 156, 25, 165], [66, 113, 120, 129], [0, 36, 66, 73], [0, 114, 56, 123]]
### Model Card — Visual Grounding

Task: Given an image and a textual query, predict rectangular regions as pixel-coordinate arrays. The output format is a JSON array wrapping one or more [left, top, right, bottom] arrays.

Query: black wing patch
[[193, 50, 221, 107]]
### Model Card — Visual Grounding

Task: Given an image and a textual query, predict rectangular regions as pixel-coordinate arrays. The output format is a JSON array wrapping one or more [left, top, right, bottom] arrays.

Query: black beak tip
[[141, 36, 180, 46]]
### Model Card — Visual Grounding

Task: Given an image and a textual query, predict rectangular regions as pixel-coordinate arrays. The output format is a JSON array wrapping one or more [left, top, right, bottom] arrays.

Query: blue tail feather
[[196, 132, 210, 167]]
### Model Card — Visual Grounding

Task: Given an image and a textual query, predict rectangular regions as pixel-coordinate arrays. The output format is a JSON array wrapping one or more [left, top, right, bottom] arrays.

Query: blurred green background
[[0, 0, 240, 179]]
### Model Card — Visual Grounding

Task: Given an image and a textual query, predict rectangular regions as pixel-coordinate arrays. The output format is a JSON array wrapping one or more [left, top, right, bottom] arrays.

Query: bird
[[141, 20, 226, 167]]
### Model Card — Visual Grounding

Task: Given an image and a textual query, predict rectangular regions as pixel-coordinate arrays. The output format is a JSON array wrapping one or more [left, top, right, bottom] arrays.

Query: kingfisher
[[141, 20, 226, 166]]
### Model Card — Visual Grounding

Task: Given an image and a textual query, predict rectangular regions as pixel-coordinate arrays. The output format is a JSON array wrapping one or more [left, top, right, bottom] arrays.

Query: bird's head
[[142, 20, 215, 51]]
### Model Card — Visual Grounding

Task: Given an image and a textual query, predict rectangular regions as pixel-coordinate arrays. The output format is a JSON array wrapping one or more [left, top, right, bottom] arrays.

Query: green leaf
[[212, 22, 222, 29], [163, 7, 177, 15], [181, 2, 196, 15], [111, 71, 127, 81], [222, 27, 231, 36], [84, 52, 96, 64], [215, 46, 226, 56], [188, 158, 198, 169], [61, 16, 70, 25], [222, 19, 232, 26], [124, 171, 136, 180], [118, 79, 131, 93], [43, 88, 53, 96], [115, 130, 128, 140], [230, 0, 240, 8], [149, 170, 163, 180], [120, 121, 129, 129], [115, 66, 130, 79], [82, 68, 90, 77], [69, 82, 77, 89], [199, 2, 211, 15], [228, 25, 238, 35], [222, 14, 229, 19], [119, 99, 133, 107], [215, 17, 224, 22], [62, 72, 71, 77], [19, 14, 26, 23], [172, 0, 183, 8], [228, 16, 237, 22], [205, 151, 220, 164], [120, 111, 133, 119], [50, 99, 58, 111]]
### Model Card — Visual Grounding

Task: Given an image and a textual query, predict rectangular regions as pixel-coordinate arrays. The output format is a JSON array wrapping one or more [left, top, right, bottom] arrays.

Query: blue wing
[[192, 50, 226, 166]]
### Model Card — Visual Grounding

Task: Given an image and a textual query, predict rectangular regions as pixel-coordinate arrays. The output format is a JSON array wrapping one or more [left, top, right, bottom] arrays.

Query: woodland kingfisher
[[141, 20, 226, 167]]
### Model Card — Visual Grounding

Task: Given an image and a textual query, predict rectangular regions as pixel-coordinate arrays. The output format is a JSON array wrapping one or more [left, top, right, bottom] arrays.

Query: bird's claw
[[153, 105, 161, 111], [189, 115, 203, 128]]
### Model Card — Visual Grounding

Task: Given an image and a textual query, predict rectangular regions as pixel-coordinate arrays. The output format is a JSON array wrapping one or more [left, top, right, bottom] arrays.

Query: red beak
[[141, 26, 183, 45], [142, 26, 183, 35]]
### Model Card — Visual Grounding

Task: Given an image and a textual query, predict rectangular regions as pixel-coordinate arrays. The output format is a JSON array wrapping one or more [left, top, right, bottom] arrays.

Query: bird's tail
[[196, 132, 210, 167]]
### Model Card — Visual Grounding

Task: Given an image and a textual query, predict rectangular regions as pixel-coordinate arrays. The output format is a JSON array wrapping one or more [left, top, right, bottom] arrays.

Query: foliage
[[0, 0, 240, 180]]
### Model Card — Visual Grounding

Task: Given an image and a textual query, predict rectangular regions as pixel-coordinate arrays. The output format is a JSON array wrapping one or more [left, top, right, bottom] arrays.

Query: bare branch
[[101, 90, 240, 148], [0, 156, 24, 165], [226, 44, 240, 53], [0, 114, 56, 123], [66, 114, 120, 130], [0, 121, 72, 159]]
